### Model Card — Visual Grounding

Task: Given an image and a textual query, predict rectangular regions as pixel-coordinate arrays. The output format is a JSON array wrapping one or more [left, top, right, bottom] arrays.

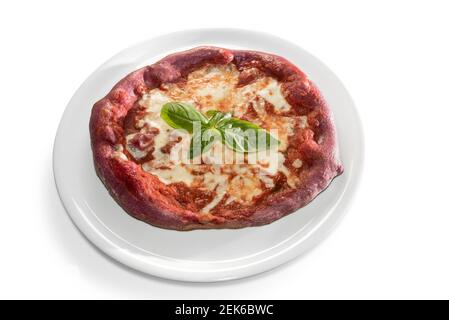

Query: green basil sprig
[[160, 102, 280, 158], [160, 102, 208, 133]]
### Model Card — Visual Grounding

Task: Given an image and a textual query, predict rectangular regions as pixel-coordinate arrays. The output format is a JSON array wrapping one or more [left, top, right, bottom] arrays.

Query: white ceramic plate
[[53, 28, 363, 282]]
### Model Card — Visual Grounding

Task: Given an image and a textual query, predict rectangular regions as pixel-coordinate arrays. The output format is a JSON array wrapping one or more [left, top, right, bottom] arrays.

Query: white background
[[1, 0, 448, 299]]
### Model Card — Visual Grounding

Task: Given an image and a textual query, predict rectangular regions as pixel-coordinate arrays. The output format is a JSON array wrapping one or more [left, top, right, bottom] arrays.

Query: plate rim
[[53, 28, 364, 282]]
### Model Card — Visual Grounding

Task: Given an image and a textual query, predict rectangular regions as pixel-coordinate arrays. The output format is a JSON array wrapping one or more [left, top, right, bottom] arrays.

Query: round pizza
[[89, 46, 343, 230]]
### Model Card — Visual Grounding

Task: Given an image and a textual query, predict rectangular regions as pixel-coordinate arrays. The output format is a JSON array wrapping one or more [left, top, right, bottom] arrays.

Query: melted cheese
[[201, 168, 228, 213], [233, 77, 291, 116], [228, 175, 262, 202], [125, 133, 148, 160], [118, 64, 302, 213], [196, 84, 230, 103], [113, 144, 128, 161], [292, 159, 303, 168], [142, 164, 194, 185], [299, 116, 308, 129], [257, 78, 291, 112]]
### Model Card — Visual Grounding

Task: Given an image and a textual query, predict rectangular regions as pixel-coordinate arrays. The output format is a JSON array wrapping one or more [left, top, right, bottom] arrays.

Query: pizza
[[89, 46, 343, 230]]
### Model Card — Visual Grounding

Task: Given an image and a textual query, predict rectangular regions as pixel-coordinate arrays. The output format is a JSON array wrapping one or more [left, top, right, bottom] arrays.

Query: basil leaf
[[205, 110, 231, 127], [218, 118, 280, 153], [161, 104, 280, 156], [205, 109, 220, 118], [188, 128, 221, 159], [161, 102, 208, 133]]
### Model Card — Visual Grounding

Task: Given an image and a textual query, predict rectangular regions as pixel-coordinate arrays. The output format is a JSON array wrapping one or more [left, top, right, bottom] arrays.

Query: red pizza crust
[[89, 46, 343, 230]]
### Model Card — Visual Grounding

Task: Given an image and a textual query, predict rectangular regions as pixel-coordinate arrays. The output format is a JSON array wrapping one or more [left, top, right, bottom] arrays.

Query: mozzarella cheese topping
[[121, 64, 303, 213]]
